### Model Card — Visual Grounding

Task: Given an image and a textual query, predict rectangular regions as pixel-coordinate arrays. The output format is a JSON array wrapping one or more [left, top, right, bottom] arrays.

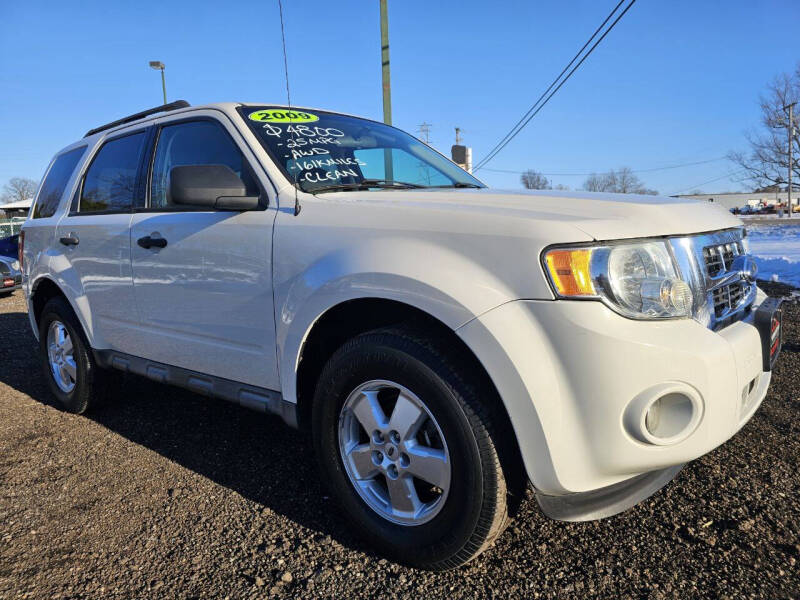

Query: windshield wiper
[[306, 179, 425, 194], [429, 182, 483, 189]]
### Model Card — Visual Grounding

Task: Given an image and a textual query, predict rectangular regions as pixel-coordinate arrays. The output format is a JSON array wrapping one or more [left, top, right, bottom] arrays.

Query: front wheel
[[312, 328, 510, 570]]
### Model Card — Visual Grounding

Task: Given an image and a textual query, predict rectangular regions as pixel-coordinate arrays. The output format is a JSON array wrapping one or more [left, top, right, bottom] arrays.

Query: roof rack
[[83, 100, 191, 138]]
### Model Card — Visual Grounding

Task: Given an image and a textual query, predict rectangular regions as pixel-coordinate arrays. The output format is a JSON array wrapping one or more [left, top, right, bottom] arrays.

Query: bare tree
[[582, 167, 657, 195], [583, 172, 614, 192], [520, 169, 552, 190], [1, 177, 37, 204], [728, 64, 800, 191], [614, 167, 641, 193]]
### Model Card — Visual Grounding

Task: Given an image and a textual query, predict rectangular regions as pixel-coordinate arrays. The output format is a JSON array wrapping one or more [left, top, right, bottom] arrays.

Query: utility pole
[[380, 0, 391, 125], [379, 0, 393, 180], [785, 102, 796, 218], [418, 122, 431, 144]]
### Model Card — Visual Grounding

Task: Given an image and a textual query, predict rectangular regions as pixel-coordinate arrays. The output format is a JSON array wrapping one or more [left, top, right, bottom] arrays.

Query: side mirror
[[169, 165, 260, 210]]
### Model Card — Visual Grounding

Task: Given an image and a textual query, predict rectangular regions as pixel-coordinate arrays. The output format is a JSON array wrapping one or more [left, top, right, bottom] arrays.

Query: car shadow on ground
[[0, 309, 379, 559]]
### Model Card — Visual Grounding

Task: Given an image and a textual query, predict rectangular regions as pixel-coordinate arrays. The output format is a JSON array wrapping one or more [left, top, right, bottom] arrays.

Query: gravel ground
[[1, 288, 798, 599]]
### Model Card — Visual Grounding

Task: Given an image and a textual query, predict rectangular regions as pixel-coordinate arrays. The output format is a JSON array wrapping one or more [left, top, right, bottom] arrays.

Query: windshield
[[237, 106, 484, 193]]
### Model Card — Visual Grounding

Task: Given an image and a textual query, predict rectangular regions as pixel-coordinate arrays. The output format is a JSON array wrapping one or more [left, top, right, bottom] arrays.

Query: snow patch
[[746, 224, 800, 288]]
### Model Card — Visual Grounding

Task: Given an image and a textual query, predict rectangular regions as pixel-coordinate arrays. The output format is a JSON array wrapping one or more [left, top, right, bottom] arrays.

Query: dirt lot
[[1, 289, 798, 599]]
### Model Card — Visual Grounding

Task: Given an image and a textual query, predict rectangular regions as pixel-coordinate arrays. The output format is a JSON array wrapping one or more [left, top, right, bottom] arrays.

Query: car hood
[[318, 188, 743, 241]]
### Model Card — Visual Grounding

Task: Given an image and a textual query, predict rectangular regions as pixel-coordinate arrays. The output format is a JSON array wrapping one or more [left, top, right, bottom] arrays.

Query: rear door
[[126, 112, 279, 390], [54, 129, 150, 350]]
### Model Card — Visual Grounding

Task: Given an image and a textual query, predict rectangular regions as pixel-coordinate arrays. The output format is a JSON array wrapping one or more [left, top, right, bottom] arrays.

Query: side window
[[354, 147, 452, 186], [33, 146, 86, 219], [79, 132, 146, 213], [150, 120, 258, 209]]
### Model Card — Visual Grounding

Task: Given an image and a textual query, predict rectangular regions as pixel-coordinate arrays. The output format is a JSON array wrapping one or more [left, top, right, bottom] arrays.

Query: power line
[[475, 0, 637, 171], [474, 0, 626, 172], [474, 0, 637, 172], [627, 157, 728, 174], [669, 169, 749, 195], [481, 157, 728, 177]]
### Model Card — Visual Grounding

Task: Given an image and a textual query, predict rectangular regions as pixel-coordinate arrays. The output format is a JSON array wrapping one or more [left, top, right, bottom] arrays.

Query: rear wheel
[[312, 327, 509, 570], [38, 297, 112, 414], [46, 320, 78, 396]]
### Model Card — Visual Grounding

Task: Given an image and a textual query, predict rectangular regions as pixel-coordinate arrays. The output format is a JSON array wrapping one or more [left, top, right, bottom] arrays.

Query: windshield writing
[[238, 107, 483, 192]]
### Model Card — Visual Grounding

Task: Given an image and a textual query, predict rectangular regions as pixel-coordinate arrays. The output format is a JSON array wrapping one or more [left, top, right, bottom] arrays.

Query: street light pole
[[159, 69, 167, 104], [149, 61, 167, 104]]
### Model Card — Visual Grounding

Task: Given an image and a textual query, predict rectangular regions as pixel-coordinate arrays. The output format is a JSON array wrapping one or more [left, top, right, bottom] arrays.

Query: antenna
[[454, 127, 462, 145], [277, 0, 301, 216]]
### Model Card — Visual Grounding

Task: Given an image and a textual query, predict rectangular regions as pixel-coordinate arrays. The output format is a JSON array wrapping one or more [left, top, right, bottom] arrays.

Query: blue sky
[[1, 0, 797, 195]]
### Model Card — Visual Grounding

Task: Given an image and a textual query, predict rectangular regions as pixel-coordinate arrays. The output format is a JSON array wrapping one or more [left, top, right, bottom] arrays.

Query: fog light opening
[[644, 393, 695, 440], [625, 383, 704, 446]]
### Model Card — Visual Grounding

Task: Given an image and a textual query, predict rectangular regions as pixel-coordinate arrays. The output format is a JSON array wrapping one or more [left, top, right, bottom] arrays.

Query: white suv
[[20, 101, 784, 570]]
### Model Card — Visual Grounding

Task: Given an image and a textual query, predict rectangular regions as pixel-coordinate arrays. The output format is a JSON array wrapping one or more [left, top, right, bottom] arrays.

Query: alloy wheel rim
[[338, 380, 451, 526], [47, 321, 76, 394]]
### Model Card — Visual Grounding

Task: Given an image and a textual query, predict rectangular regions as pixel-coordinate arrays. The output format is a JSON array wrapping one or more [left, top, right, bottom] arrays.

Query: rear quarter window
[[32, 146, 86, 219]]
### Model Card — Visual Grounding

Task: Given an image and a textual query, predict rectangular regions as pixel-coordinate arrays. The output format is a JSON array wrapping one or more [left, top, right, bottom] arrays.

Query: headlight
[[543, 240, 695, 320]]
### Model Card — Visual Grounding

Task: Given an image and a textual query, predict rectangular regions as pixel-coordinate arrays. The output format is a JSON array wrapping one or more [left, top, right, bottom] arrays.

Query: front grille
[[702, 241, 743, 276], [670, 228, 756, 330], [711, 281, 748, 318], [688, 229, 756, 329]]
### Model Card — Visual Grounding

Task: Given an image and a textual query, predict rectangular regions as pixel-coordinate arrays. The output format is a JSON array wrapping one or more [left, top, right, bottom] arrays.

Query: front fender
[[275, 238, 518, 405]]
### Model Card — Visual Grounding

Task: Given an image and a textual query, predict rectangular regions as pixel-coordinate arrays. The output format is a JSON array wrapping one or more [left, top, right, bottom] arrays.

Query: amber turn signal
[[544, 248, 596, 297]]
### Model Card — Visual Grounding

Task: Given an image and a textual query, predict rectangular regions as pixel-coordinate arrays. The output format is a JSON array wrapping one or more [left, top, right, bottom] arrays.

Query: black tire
[[38, 296, 111, 414], [312, 327, 509, 570]]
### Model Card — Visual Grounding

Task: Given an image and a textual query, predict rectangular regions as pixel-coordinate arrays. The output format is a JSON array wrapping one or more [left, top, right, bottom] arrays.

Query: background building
[[674, 191, 792, 211], [0, 198, 32, 219]]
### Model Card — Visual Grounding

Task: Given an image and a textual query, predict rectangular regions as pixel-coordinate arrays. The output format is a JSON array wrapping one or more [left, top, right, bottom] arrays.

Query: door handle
[[137, 235, 168, 249], [59, 235, 79, 246]]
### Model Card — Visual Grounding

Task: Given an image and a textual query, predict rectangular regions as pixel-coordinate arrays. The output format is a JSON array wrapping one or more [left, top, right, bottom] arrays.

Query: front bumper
[[535, 463, 685, 522], [1, 272, 21, 293], [457, 293, 771, 498]]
